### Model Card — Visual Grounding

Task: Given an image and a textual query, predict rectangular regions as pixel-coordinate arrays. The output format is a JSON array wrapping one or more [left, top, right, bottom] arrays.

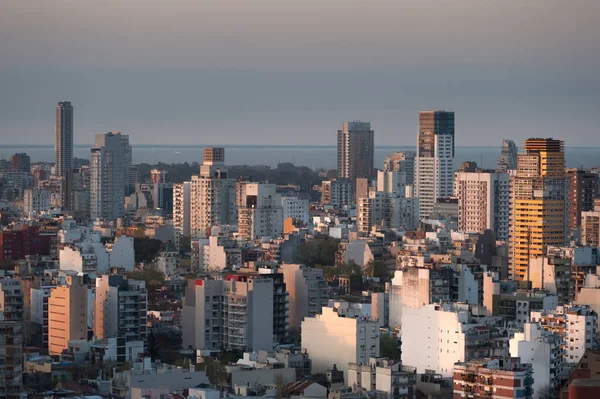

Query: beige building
[[454, 171, 510, 240], [279, 264, 329, 329], [48, 277, 88, 355]]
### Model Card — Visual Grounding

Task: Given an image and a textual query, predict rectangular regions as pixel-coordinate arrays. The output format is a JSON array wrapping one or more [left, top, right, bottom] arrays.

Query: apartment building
[[94, 274, 148, 342], [348, 358, 417, 399], [182, 276, 275, 352], [0, 278, 24, 399], [337, 121, 375, 185], [582, 199, 600, 246], [566, 169, 598, 233], [237, 182, 283, 240], [321, 178, 352, 207], [384, 151, 416, 187], [281, 196, 309, 226], [453, 358, 533, 399]]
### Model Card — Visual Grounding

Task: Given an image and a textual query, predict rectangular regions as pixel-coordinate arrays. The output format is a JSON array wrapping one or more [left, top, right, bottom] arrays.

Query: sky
[[1, 0, 599, 147]]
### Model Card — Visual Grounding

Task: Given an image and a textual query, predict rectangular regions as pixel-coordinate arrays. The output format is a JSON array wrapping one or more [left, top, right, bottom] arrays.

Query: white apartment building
[[509, 322, 564, 394], [357, 171, 419, 233], [190, 148, 237, 240], [321, 179, 352, 207], [530, 305, 597, 364], [182, 277, 274, 352], [279, 264, 329, 329], [414, 110, 455, 219], [384, 151, 416, 187], [31, 285, 54, 349], [237, 182, 283, 240], [281, 196, 309, 225], [173, 182, 191, 248], [301, 303, 380, 378], [90, 132, 128, 221], [23, 188, 51, 215], [348, 358, 417, 399], [454, 171, 510, 240]]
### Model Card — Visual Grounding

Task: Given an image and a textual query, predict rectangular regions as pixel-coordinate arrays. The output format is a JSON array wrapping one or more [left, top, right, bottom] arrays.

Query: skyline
[[1, 0, 599, 146]]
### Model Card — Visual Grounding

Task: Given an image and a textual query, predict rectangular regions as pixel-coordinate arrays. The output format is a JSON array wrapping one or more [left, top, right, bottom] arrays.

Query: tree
[[148, 330, 159, 361], [134, 237, 163, 263], [0, 260, 16, 271], [126, 265, 165, 291], [535, 384, 557, 399], [274, 373, 287, 399], [364, 260, 391, 281], [380, 335, 401, 361], [298, 238, 340, 267]]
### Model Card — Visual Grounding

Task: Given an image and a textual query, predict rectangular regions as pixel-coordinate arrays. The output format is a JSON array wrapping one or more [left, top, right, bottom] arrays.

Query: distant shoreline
[[1, 144, 599, 150]]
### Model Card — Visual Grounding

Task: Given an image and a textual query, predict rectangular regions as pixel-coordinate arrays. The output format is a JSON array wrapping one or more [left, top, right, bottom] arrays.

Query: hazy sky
[[1, 0, 599, 146]]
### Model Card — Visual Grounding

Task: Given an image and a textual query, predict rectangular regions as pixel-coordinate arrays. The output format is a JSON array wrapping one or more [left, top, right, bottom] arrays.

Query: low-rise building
[[348, 358, 417, 399]]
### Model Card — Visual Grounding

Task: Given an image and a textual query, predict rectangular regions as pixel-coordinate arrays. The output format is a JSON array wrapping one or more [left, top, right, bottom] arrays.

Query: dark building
[[0, 225, 51, 262], [566, 169, 598, 232], [10, 153, 31, 173], [337, 121, 374, 186], [55, 101, 74, 178]]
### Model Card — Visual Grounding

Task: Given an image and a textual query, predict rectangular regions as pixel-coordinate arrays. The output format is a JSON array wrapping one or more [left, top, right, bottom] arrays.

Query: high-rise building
[[0, 278, 24, 399], [23, 188, 51, 215], [384, 151, 416, 187], [454, 170, 510, 240], [189, 148, 237, 239], [497, 139, 518, 172], [173, 182, 191, 248], [414, 110, 455, 218], [237, 182, 283, 240], [48, 276, 88, 355], [509, 138, 566, 281], [337, 121, 375, 185], [582, 199, 600, 246], [55, 101, 74, 178], [566, 169, 598, 233], [90, 132, 128, 221], [94, 274, 147, 342]]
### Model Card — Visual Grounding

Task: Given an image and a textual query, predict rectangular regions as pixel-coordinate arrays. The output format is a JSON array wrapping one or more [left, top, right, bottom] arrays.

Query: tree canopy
[[298, 237, 340, 267]]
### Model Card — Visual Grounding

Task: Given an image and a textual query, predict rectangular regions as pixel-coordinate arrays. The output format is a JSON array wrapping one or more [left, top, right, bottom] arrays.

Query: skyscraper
[[497, 139, 518, 172], [189, 148, 237, 239], [90, 132, 128, 220], [414, 110, 455, 218], [509, 138, 566, 281], [55, 101, 73, 178], [337, 121, 375, 186]]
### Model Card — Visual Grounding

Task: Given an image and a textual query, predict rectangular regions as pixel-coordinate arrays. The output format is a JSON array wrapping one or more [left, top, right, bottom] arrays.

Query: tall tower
[[337, 121, 375, 185], [189, 148, 237, 239], [55, 101, 74, 178], [414, 110, 455, 218], [510, 138, 566, 281], [90, 132, 128, 221]]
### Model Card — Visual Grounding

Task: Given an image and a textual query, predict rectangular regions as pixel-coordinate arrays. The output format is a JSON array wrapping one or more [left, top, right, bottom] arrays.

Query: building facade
[[453, 358, 533, 399], [0, 278, 24, 399], [321, 178, 352, 207], [48, 277, 88, 355], [279, 264, 329, 329], [566, 169, 598, 233], [497, 139, 518, 172], [237, 182, 283, 240], [383, 151, 416, 187]]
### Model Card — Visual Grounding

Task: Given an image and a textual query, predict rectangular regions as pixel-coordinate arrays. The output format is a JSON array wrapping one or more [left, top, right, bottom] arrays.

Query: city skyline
[[1, 1, 599, 146]]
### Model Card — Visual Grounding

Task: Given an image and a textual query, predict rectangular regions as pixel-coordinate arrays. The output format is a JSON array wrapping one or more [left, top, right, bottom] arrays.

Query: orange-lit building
[[509, 138, 566, 281], [453, 358, 533, 399]]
